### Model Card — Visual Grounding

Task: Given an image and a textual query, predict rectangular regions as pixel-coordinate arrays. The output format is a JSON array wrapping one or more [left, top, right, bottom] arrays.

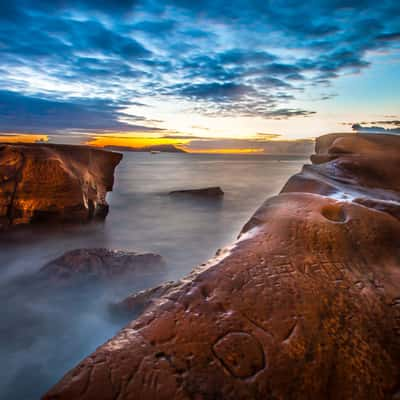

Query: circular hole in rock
[[321, 204, 347, 223]]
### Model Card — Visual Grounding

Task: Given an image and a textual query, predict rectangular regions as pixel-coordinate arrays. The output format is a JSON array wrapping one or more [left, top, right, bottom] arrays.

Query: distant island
[[103, 144, 186, 153]]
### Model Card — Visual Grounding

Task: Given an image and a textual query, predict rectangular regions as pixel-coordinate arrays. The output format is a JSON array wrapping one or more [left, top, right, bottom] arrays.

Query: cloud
[[0, 0, 399, 132], [0, 90, 163, 133], [255, 133, 283, 140], [362, 120, 400, 126], [174, 82, 255, 101], [352, 123, 400, 134], [377, 32, 400, 42]]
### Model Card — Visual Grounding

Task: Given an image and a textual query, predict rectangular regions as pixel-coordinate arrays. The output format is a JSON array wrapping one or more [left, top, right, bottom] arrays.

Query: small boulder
[[111, 280, 183, 318], [37, 248, 165, 287], [169, 186, 224, 197]]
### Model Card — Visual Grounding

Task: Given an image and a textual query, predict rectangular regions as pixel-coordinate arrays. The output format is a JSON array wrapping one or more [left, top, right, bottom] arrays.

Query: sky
[[0, 0, 399, 153]]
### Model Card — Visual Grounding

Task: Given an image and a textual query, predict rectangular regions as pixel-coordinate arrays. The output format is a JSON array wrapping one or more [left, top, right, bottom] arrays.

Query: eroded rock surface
[[0, 143, 122, 229], [44, 133, 400, 400], [37, 248, 165, 287]]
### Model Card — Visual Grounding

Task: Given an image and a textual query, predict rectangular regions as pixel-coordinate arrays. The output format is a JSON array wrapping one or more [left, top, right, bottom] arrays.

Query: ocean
[[0, 152, 308, 399]]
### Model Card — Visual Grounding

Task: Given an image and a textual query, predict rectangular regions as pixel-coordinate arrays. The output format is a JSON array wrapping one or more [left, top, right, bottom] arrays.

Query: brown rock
[[169, 186, 224, 197], [43, 133, 400, 400], [0, 143, 122, 229], [111, 280, 184, 318], [37, 248, 165, 286]]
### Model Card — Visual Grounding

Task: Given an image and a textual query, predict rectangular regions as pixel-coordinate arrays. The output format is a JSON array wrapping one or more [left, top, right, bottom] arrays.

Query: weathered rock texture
[[0, 143, 122, 229], [44, 133, 400, 400], [37, 248, 165, 287]]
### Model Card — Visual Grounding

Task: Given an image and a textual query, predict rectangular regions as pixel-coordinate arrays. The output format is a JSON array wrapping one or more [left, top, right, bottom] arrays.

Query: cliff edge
[[0, 143, 122, 229]]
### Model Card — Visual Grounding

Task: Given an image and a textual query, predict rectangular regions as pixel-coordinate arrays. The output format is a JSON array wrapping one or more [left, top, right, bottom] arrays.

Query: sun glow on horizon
[[0, 134, 48, 143], [85, 135, 190, 148], [85, 135, 271, 154], [183, 147, 265, 154]]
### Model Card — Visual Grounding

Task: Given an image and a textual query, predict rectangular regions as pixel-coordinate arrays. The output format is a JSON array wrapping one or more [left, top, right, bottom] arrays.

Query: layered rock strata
[[0, 143, 122, 229]]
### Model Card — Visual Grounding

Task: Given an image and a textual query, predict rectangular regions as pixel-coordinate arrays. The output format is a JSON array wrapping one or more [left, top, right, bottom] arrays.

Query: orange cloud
[[85, 136, 189, 149], [86, 135, 269, 154], [0, 134, 48, 143]]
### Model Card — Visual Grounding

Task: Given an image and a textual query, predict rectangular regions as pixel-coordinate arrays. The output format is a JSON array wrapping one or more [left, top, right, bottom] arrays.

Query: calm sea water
[[0, 152, 308, 399]]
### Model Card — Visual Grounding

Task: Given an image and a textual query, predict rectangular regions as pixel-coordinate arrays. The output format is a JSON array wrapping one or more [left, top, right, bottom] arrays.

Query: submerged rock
[[44, 133, 400, 400], [37, 248, 165, 287], [0, 143, 122, 229], [169, 186, 224, 197]]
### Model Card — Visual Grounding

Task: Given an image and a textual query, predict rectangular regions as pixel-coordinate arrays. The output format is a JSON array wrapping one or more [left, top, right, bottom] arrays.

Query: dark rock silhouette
[[44, 133, 400, 400], [169, 186, 224, 197], [0, 143, 122, 229]]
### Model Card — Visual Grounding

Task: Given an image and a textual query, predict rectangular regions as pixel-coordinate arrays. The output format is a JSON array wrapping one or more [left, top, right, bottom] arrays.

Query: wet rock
[[37, 248, 165, 287], [0, 143, 122, 229], [44, 133, 400, 400], [169, 186, 224, 197]]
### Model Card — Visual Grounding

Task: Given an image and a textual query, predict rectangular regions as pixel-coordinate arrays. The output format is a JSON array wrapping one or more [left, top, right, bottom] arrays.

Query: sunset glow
[[86, 136, 190, 149], [183, 148, 265, 154], [0, 1, 397, 147], [0, 134, 48, 144]]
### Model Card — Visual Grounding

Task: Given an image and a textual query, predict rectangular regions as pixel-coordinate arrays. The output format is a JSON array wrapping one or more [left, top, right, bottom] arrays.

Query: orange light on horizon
[[86, 135, 269, 154], [85, 136, 190, 148], [0, 134, 48, 143], [183, 147, 265, 154]]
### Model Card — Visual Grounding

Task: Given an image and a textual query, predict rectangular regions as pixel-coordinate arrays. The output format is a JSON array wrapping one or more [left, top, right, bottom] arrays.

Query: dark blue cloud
[[0, 90, 162, 133], [0, 0, 399, 132], [174, 82, 255, 101], [352, 123, 400, 134]]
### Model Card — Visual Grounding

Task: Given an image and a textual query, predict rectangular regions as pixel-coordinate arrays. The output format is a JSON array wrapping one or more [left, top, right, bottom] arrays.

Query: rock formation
[[0, 143, 122, 229], [169, 186, 224, 197], [37, 248, 165, 287], [44, 133, 400, 400], [111, 280, 184, 319]]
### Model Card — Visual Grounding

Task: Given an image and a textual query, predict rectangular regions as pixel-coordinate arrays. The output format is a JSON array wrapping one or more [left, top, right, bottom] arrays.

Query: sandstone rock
[[37, 248, 165, 287], [44, 133, 400, 400], [111, 280, 184, 318], [0, 143, 122, 229], [169, 186, 224, 197]]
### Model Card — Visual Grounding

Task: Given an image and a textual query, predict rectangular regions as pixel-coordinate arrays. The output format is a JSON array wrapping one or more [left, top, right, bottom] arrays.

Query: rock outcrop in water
[[37, 248, 165, 287], [0, 143, 122, 229], [111, 280, 184, 319], [169, 186, 224, 197], [44, 133, 400, 400]]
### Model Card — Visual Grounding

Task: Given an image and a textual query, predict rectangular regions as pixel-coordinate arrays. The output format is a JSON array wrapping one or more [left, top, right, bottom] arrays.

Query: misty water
[[0, 152, 308, 399]]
